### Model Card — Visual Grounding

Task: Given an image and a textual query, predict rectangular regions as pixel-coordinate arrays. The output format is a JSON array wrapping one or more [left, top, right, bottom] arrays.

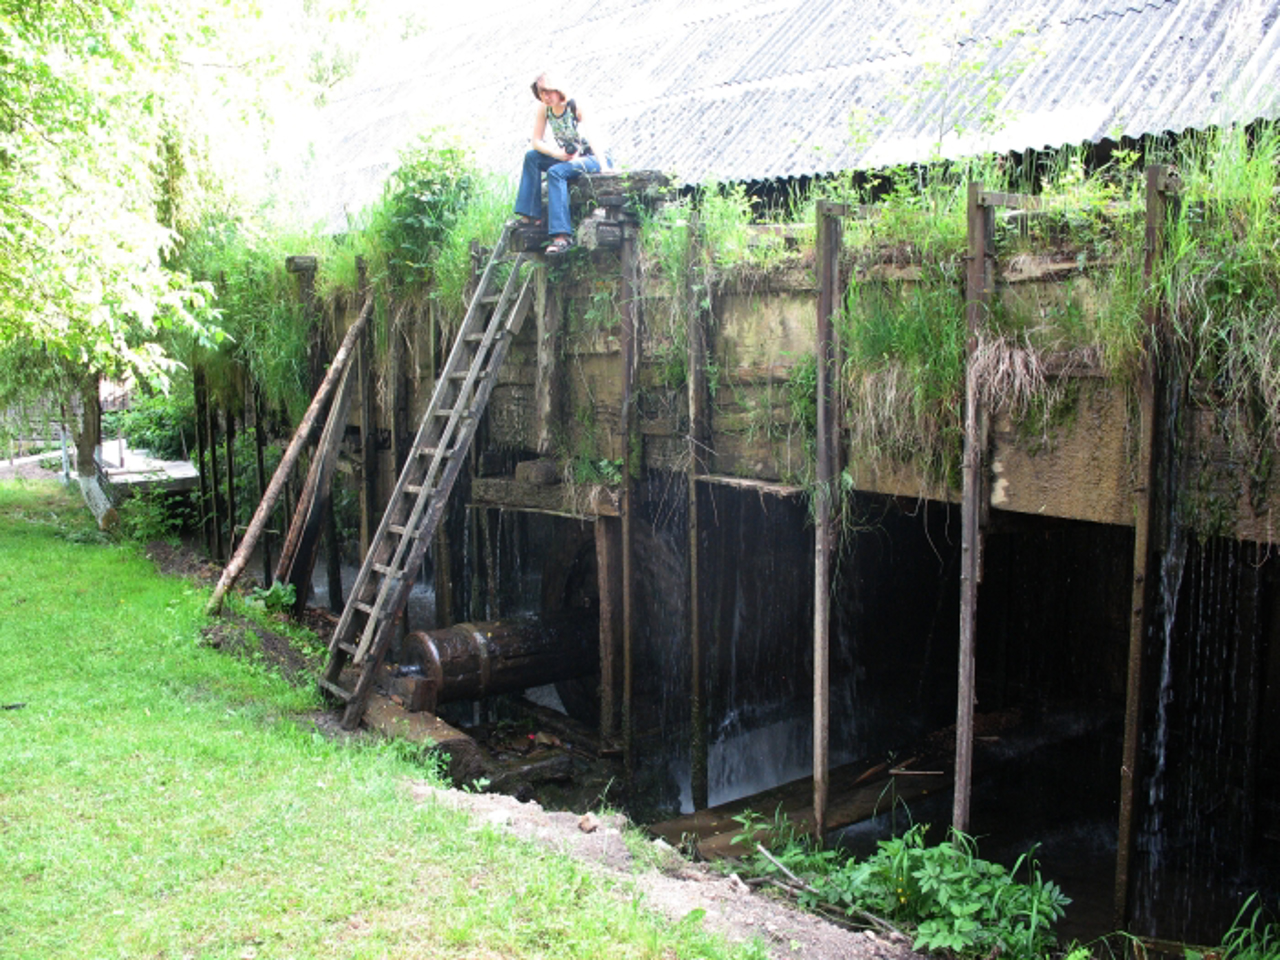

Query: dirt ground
[[5, 490, 922, 960], [0, 457, 66, 482]]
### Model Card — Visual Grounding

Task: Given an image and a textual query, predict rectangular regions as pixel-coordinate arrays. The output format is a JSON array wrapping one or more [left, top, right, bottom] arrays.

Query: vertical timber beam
[[620, 223, 639, 775], [253, 384, 272, 585], [356, 257, 376, 563], [1114, 164, 1179, 929], [534, 266, 565, 456], [224, 407, 236, 554], [688, 216, 711, 811], [596, 515, 623, 742], [954, 181, 994, 833], [208, 401, 224, 562], [813, 200, 844, 839], [194, 367, 212, 556]]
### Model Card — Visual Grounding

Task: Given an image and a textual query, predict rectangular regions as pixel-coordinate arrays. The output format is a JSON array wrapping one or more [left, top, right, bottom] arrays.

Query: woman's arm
[[530, 103, 571, 160]]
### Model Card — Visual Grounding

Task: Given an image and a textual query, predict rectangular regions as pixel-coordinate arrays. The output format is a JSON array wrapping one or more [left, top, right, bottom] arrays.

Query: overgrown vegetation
[[733, 813, 1070, 960]]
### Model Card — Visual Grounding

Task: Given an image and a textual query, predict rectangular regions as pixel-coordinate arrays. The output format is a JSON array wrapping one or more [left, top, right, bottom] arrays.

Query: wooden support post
[[954, 181, 994, 834], [620, 223, 639, 774], [534, 267, 565, 456], [275, 360, 357, 615], [224, 407, 236, 555], [688, 217, 711, 812], [813, 200, 842, 840], [207, 401, 224, 563], [357, 259, 376, 563], [206, 294, 375, 615], [596, 516, 623, 742], [253, 384, 272, 585], [434, 525, 454, 628], [1114, 164, 1179, 928], [194, 368, 212, 556]]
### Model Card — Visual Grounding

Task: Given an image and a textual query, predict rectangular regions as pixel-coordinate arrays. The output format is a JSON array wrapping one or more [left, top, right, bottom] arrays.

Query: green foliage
[[378, 129, 478, 291], [433, 173, 516, 312], [840, 268, 967, 488], [736, 819, 1069, 960], [249, 580, 297, 614], [175, 216, 317, 420], [102, 391, 196, 461], [0, 0, 228, 390], [1209, 894, 1280, 960], [1163, 123, 1280, 467], [117, 488, 197, 544]]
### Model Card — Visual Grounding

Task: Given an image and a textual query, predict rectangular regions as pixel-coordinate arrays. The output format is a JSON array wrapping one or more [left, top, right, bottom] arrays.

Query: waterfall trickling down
[[1130, 366, 1279, 942]]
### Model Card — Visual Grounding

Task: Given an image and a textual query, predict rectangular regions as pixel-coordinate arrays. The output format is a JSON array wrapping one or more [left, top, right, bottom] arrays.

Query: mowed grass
[[0, 481, 754, 960]]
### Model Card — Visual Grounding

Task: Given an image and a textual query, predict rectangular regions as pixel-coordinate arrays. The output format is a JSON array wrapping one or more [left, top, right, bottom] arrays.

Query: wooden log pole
[[205, 295, 375, 615], [194, 367, 212, 556], [688, 215, 711, 812], [252, 384, 272, 585], [224, 407, 236, 555], [954, 181, 994, 833], [813, 200, 842, 840], [207, 401, 223, 563], [1114, 164, 1179, 928], [620, 223, 639, 775], [596, 516, 623, 741]]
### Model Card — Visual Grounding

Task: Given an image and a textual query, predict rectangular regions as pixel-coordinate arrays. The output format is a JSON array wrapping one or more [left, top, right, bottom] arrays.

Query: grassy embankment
[[0, 480, 757, 960]]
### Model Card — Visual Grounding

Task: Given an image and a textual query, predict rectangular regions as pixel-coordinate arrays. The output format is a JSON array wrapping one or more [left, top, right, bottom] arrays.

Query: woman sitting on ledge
[[513, 71, 610, 256]]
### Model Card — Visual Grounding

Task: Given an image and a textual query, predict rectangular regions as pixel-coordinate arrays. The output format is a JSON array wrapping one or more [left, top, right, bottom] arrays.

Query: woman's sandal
[[516, 215, 542, 227], [545, 236, 573, 256]]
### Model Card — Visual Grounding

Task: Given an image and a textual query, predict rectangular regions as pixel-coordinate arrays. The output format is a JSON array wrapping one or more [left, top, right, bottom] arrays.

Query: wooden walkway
[[649, 757, 951, 859], [95, 439, 199, 494]]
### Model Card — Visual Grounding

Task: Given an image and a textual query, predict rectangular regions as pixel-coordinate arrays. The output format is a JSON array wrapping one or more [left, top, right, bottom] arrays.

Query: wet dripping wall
[[1131, 535, 1280, 943]]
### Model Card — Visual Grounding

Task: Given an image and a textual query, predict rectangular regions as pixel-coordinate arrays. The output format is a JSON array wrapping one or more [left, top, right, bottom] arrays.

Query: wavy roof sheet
[[310, 0, 1280, 230]]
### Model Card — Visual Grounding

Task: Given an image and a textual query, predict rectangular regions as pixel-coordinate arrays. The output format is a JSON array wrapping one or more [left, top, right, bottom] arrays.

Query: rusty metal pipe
[[399, 613, 598, 712]]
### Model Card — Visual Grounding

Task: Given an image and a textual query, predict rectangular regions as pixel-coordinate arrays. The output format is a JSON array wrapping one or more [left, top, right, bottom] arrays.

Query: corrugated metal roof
[[309, 0, 1280, 230]]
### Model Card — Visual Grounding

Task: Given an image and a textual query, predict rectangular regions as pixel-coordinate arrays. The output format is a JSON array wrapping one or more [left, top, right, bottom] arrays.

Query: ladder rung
[[318, 677, 354, 701], [335, 640, 359, 656], [479, 293, 500, 304], [352, 600, 375, 616], [434, 408, 468, 418], [449, 370, 470, 380], [388, 524, 419, 539], [372, 562, 398, 576], [416, 445, 455, 458], [404, 484, 422, 496]]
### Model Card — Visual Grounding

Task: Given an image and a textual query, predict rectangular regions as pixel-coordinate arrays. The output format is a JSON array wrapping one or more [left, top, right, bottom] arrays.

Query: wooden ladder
[[320, 223, 533, 728]]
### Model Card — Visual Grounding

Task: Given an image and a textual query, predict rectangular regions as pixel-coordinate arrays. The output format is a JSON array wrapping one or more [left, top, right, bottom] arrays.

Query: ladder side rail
[[358, 254, 528, 598], [351, 264, 531, 658], [329, 243, 513, 648], [342, 275, 537, 715]]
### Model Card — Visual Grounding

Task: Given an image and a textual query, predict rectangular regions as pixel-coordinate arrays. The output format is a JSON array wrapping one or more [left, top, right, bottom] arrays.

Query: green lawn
[[0, 480, 756, 960]]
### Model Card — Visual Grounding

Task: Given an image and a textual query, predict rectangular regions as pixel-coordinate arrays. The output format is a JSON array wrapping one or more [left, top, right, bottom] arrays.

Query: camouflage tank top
[[546, 100, 591, 156]]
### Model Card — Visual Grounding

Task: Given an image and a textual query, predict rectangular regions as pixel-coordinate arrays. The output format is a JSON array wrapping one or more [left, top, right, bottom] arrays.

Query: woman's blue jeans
[[514, 149, 602, 237]]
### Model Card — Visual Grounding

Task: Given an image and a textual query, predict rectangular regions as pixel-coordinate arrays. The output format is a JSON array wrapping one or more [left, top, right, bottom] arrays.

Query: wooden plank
[[978, 190, 1042, 210], [955, 180, 994, 833], [649, 759, 951, 859]]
